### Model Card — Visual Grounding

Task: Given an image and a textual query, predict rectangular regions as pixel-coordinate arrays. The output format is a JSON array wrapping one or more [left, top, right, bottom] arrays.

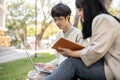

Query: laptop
[[24, 48, 52, 74]]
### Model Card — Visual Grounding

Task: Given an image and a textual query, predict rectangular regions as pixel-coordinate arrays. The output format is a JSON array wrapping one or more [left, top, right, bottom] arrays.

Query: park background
[[0, 0, 120, 80]]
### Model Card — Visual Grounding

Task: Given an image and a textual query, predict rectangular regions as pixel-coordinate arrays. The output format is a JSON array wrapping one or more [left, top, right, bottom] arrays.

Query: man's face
[[53, 16, 69, 29]]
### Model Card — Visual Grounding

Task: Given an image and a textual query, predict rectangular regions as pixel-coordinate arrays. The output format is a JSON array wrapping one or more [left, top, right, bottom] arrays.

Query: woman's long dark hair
[[76, 0, 120, 39]]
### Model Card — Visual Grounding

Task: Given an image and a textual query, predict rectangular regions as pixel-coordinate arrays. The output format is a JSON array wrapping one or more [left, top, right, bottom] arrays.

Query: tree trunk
[[104, 0, 112, 9], [24, 27, 27, 48], [73, 10, 79, 28], [35, 25, 48, 50]]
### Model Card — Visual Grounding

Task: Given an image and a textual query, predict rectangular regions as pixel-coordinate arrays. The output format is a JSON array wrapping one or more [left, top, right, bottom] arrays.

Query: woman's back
[[92, 14, 120, 80]]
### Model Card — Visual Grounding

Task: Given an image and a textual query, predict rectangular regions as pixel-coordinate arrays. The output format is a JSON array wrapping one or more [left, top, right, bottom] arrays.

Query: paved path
[[0, 47, 55, 64], [0, 49, 34, 64]]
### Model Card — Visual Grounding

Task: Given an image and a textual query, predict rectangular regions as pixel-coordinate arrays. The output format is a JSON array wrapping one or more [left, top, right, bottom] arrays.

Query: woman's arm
[[80, 14, 116, 66]]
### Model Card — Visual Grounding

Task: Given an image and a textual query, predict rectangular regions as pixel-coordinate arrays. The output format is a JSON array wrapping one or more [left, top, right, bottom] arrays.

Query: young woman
[[45, 0, 120, 80]]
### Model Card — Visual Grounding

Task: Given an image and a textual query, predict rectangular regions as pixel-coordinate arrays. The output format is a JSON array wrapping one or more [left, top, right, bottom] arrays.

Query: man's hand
[[34, 63, 57, 71], [44, 64, 57, 71], [34, 62, 45, 67]]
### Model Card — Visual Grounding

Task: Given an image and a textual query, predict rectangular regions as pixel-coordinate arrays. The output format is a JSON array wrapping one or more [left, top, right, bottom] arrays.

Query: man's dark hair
[[51, 3, 71, 20], [75, 0, 120, 39]]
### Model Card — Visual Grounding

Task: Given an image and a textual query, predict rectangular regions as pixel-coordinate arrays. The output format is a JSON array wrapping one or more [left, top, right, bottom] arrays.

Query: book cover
[[52, 37, 84, 51]]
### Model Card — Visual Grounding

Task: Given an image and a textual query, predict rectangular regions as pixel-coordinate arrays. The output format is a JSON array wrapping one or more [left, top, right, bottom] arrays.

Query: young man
[[28, 3, 88, 80]]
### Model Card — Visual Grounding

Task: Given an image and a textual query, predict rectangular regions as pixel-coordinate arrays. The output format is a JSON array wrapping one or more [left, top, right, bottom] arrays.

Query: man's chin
[[58, 26, 63, 29]]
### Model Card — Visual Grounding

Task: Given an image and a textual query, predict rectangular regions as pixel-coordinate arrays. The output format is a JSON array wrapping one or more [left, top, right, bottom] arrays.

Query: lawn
[[0, 53, 55, 80]]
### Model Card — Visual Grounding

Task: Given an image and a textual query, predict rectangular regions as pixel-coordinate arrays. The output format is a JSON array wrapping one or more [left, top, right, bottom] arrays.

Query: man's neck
[[63, 23, 71, 33]]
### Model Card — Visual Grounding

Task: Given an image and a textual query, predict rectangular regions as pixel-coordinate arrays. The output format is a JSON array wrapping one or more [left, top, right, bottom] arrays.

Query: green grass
[[0, 53, 55, 80]]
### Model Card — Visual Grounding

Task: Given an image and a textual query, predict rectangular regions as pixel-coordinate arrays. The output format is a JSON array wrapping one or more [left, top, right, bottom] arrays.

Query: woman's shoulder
[[92, 14, 120, 32], [93, 14, 117, 23], [92, 14, 119, 27], [96, 14, 111, 18]]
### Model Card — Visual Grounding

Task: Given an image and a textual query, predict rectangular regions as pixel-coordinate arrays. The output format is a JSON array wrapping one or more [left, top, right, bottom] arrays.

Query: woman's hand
[[57, 47, 73, 57], [57, 47, 81, 58]]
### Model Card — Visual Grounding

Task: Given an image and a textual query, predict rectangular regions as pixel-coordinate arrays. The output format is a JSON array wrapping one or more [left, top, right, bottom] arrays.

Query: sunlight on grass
[[0, 53, 55, 80]]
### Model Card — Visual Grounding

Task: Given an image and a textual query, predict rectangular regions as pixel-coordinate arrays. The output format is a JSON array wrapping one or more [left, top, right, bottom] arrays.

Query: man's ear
[[66, 15, 70, 19], [66, 15, 70, 21]]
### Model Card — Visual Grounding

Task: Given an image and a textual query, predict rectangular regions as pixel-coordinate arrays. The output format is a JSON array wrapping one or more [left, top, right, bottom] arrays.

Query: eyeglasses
[[54, 17, 65, 22]]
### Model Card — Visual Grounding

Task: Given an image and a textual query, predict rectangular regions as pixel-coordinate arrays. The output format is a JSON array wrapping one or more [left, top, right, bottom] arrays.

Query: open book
[[52, 37, 84, 51]]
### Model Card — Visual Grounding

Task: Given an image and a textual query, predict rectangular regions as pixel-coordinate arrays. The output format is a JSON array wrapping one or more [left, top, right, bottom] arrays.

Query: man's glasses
[[54, 17, 65, 22]]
